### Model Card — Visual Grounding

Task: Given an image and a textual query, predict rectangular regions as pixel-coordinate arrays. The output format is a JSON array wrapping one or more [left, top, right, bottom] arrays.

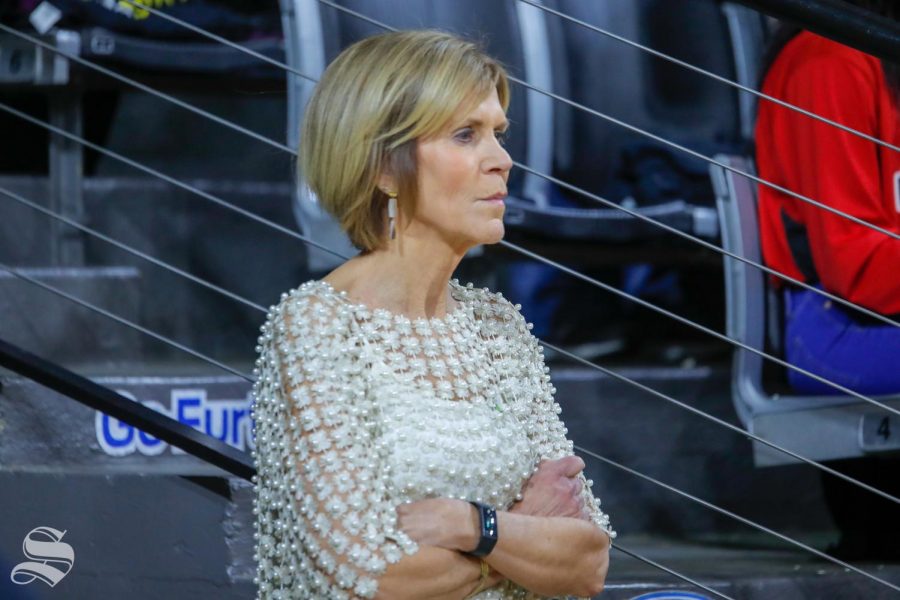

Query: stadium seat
[[711, 154, 900, 466]]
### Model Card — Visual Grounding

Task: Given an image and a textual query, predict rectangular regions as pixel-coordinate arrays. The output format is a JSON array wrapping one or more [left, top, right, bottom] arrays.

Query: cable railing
[[5, 92, 900, 419], [3, 8, 900, 414], [10, 0, 900, 332], [2, 166, 897, 503], [0, 0, 896, 504], [2, 4, 899, 246], [3, 241, 896, 593], [3, 176, 900, 593], [9, 0, 900, 491], [1, 0, 897, 594]]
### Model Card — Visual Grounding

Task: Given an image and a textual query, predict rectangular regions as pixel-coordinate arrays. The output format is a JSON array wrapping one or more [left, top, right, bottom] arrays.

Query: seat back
[[710, 154, 766, 427], [548, 0, 765, 202]]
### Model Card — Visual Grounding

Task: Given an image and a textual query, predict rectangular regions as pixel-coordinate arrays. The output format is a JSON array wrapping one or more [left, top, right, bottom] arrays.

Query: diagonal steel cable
[[0, 22, 294, 156], [4, 153, 897, 506], [509, 240, 900, 419], [5, 108, 899, 504], [3, 157, 898, 591], [0, 101, 347, 263], [6, 91, 897, 416], [2, 44, 898, 424], [0, 185, 268, 314], [610, 543, 734, 600], [4, 177, 876, 581], [517, 0, 900, 154], [4, 12, 898, 245], [5, 127, 895, 506], [577, 445, 900, 593], [0, 261, 253, 381], [115, 0, 317, 84], [0, 253, 806, 600], [0, 28, 900, 415], [114, 0, 900, 331], [513, 161, 900, 330], [4, 3, 898, 503], [8, 0, 900, 312], [0, 229, 739, 596], [315, 0, 900, 244], [539, 338, 900, 506], [5, 214, 897, 591]]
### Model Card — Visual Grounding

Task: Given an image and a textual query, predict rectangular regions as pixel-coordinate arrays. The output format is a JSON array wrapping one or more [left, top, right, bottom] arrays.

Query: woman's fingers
[[554, 455, 586, 478], [572, 476, 584, 495]]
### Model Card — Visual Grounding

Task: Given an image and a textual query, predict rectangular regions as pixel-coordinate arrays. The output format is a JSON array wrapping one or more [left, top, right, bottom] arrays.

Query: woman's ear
[[377, 171, 397, 195]]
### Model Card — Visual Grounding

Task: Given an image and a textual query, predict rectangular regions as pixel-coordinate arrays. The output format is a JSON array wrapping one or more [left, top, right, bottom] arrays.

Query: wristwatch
[[466, 501, 498, 557]]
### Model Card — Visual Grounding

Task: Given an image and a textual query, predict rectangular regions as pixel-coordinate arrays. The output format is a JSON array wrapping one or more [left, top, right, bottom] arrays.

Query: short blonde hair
[[298, 29, 510, 252]]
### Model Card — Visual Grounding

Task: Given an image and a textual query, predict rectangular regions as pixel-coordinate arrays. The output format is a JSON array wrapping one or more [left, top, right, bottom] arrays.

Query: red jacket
[[756, 31, 900, 316]]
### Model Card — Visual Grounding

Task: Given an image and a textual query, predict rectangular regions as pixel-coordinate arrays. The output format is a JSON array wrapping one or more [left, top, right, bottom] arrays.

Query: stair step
[[0, 266, 142, 364]]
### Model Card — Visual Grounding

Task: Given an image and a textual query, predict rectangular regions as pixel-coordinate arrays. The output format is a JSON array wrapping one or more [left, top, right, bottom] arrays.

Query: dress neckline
[[313, 279, 468, 325]]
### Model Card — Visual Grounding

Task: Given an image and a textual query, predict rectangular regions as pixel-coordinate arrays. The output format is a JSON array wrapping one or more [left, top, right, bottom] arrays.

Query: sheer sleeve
[[251, 289, 418, 600], [485, 291, 616, 540]]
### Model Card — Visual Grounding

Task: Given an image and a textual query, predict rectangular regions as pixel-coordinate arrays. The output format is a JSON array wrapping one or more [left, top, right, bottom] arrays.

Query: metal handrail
[[0, 336, 254, 481]]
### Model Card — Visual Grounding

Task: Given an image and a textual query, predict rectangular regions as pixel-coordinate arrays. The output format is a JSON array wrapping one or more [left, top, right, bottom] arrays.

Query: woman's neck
[[326, 236, 466, 320]]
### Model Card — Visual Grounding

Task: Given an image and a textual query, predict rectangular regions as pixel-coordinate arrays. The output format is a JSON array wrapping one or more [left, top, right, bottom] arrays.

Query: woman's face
[[404, 89, 513, 252]]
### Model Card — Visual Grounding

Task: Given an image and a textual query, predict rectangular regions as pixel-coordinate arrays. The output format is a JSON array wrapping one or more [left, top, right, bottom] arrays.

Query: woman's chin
[[482, 219, 505, 244]]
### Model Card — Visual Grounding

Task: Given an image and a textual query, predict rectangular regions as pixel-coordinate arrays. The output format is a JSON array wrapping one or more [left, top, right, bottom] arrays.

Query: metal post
[[44, 30, 84, 266]]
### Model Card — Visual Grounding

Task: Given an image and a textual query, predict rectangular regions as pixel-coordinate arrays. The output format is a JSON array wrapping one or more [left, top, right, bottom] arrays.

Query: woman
[[755, 0, 900, 395], [250, 30, 614, 599]]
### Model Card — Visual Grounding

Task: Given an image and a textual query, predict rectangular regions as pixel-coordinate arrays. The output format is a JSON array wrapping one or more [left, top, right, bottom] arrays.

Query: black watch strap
[[467, 501, 498, 558]]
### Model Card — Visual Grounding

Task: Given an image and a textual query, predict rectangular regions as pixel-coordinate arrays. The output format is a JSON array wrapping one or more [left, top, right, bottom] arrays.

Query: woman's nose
[[488, 141, 513, 175]]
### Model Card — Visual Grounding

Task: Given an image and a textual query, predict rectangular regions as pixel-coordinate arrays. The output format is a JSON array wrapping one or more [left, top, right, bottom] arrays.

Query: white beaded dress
[[251, 278, 615, 600]]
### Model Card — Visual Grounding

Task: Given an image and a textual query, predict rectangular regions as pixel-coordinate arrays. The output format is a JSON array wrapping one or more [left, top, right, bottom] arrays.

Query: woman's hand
[[396, 498, 478, 551], [509, 456, 589, 521]]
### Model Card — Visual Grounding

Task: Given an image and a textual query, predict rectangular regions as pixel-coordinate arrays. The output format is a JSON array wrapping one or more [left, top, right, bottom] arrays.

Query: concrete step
[[0, 372, 250, 477], [0, 174, 310, 364], [0, 176, 55, 265], [0, 266, 142, 365]]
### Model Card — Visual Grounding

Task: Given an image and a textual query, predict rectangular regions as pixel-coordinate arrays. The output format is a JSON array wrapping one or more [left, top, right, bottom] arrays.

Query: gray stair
[[0, 372, 250, 476], [0, 266, 142, 365], [0, 177, 55, 265]]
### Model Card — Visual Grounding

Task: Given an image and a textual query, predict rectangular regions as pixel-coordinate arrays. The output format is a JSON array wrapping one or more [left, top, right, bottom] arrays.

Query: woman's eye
[[494, 130, 508, 146], [455, 129, 474, 142]]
